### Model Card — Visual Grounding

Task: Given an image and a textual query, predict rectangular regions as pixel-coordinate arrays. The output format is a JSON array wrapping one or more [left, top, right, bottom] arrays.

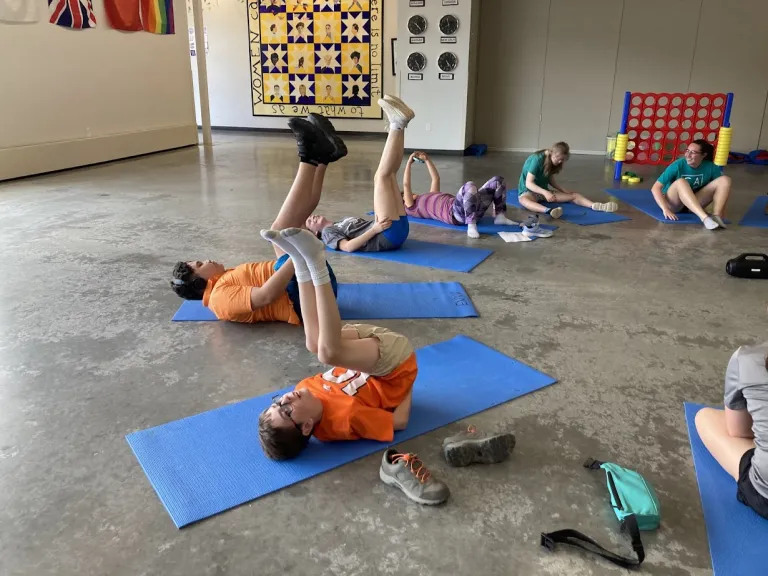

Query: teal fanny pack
[[541, 458, 661, 568]]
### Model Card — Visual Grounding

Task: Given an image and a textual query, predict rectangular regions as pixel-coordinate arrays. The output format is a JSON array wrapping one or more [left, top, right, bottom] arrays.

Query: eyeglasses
[[271, 394, 302, 432], [685, 149, 702, 156]]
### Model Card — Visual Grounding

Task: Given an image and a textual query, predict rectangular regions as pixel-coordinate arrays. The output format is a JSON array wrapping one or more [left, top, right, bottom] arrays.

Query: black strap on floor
[[541, 514, 644, 569]]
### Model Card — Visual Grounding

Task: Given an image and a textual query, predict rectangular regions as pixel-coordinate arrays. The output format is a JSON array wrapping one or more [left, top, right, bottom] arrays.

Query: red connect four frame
[[624, 92, 728, 165]]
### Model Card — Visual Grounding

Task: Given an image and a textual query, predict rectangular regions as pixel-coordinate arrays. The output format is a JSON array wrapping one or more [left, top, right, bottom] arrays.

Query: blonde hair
[[534, 142, 570, 176]]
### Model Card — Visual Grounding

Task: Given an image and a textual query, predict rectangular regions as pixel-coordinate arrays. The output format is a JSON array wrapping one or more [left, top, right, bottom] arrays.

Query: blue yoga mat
[[173, 300, 219, 321], [328, 239, 493, 273], [126, 335, 557, 527], [685, 403, 768, 576], [507, 191, 630, 225], [738, 196, 768, 228], [172, 282, 478, 321], [607, 189, 731, 225], [366, 212, 557, 234]]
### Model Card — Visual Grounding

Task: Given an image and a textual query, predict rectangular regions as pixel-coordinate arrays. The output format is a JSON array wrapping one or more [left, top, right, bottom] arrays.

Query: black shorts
[[737, 448, 768, 520]]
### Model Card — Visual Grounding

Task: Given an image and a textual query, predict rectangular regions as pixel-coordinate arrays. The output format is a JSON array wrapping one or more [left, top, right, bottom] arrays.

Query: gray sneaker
[[442, 426, 516, 467], [379, 449, 450, 505]]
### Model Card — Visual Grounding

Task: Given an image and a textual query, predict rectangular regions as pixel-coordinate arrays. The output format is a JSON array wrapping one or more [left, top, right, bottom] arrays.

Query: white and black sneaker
[[521, 215, 553, 238]]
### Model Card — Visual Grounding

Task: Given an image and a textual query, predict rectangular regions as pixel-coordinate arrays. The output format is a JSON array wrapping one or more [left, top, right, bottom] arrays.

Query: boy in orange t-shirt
[[256, 227, 452, 506], [169, 114, 346, 323], [257, 227, 417, 457]]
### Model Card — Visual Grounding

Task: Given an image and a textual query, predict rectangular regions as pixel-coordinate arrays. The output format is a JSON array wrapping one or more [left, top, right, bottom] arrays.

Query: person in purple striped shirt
[[402, 152, 517, 239]]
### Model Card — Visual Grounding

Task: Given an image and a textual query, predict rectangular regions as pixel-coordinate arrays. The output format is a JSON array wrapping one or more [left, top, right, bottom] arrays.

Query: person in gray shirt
[[305, 94, 415, 253], [316, 215, 393, 252], [696, 342, 768, 519]]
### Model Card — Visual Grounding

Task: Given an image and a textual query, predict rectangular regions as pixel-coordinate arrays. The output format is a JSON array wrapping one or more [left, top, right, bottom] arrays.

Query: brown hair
[[690, 139, 715, 162], [258, 410, 310, 460], [534, 142, 570, 176]]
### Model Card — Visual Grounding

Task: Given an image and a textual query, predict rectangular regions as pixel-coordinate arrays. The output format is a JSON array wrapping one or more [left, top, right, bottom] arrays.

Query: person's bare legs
[[518, 192, 550, 214], [389, 173, 406, 217], [280, 228, 380, 373], [665, 178, 711, 221], [261, 226, 319, 350], [691, 175, 732, 218], [269, 162, 319, 257], [550, 191, 593, 208], [695, 407, 755, 480], [373, 128, 406, 221], [296, 280, 320, 354], [310, 164, 327, 210]]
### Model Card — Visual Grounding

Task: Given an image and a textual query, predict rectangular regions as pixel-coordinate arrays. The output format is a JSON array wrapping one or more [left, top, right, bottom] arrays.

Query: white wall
[[474, 0, 549, 152], [189, 0, 397, 132], [538, 0, 622, 153], [0, 0, 197, 181], [397, 0, 478, 151], [476, 0, 768, 154]]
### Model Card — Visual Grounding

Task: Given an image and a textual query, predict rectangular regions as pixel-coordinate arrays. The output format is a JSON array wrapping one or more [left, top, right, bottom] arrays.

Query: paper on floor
[[498, 232, 534, 243]]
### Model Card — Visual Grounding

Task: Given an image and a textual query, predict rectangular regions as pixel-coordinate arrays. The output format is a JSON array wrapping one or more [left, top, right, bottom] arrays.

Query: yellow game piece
[[622, 174, 630, 181], [628, 177, 641, 184]]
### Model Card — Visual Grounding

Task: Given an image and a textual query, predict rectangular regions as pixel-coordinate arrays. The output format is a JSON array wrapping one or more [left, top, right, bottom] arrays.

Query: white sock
[[260, 229, 311, 283], [467, 222, 480, 239], [494, 213, 519, 226], [280, 228, 331, 286], [702, 216, 719, 230]]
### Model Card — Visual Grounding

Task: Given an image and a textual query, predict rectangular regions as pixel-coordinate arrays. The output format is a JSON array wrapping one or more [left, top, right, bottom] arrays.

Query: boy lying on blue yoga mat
[[256, 227, 514, 505], [696, 342, 768, 520], [305, 95, 413, 253], [168, 114, 345, 324]]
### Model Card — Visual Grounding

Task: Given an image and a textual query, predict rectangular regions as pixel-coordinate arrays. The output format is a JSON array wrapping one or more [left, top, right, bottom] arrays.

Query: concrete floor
[[1, 131, 767, 576]]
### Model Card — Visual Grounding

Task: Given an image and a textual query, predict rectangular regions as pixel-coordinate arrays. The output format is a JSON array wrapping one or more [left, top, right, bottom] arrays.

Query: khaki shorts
[[343, 323, 414, 376]]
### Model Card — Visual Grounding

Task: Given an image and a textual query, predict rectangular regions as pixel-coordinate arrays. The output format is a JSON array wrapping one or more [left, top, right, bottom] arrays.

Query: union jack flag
[[49, 0, 96, 28]]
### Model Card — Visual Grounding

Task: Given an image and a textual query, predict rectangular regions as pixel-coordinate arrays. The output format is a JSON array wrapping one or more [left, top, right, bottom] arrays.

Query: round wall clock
[[407, 15, 427, 35], [407, 52, 427, 72], [437, 52, 458, 72], [439, 14, 459, 35]]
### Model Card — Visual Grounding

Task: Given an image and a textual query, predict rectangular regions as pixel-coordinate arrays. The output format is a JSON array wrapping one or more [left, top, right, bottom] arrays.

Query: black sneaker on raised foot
[[307, 113, 347, 164], [442, 425, 516, 467], [287, 117, 335, 166]]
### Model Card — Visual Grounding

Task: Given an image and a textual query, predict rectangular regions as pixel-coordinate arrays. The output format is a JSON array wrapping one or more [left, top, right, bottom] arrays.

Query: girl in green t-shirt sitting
[[517, 142, 618, 219], [650, 139, 731, 230]]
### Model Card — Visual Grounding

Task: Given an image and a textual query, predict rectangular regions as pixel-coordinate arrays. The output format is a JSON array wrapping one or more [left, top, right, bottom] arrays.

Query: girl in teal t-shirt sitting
[[651, 139, 731, 230], [517, 141, 618, 219]]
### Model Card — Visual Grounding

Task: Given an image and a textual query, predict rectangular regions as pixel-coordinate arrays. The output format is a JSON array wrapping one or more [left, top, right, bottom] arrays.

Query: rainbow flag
[[140, 0, 173, 34]]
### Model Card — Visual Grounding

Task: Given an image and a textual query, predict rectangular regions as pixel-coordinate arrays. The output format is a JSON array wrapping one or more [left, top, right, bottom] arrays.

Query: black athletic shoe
[[307, 113, 348, 164], [287, 117, 335, 165]]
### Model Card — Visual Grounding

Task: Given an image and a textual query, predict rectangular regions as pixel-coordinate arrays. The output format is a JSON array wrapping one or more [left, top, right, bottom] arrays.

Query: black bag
[[726, 254, 768, 279]]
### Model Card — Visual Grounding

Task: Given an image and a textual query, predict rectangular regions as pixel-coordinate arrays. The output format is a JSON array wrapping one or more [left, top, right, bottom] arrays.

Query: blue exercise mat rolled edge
[[365, 211, 558, 234], [607, 189, 731, 225], [507, 191, 631, 226], [327, 239, 493, 273], [126, 335, 557, 528], [738, 196, 768, 228], [172, 282, 479, 321], [684, 402, 768, 576]]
